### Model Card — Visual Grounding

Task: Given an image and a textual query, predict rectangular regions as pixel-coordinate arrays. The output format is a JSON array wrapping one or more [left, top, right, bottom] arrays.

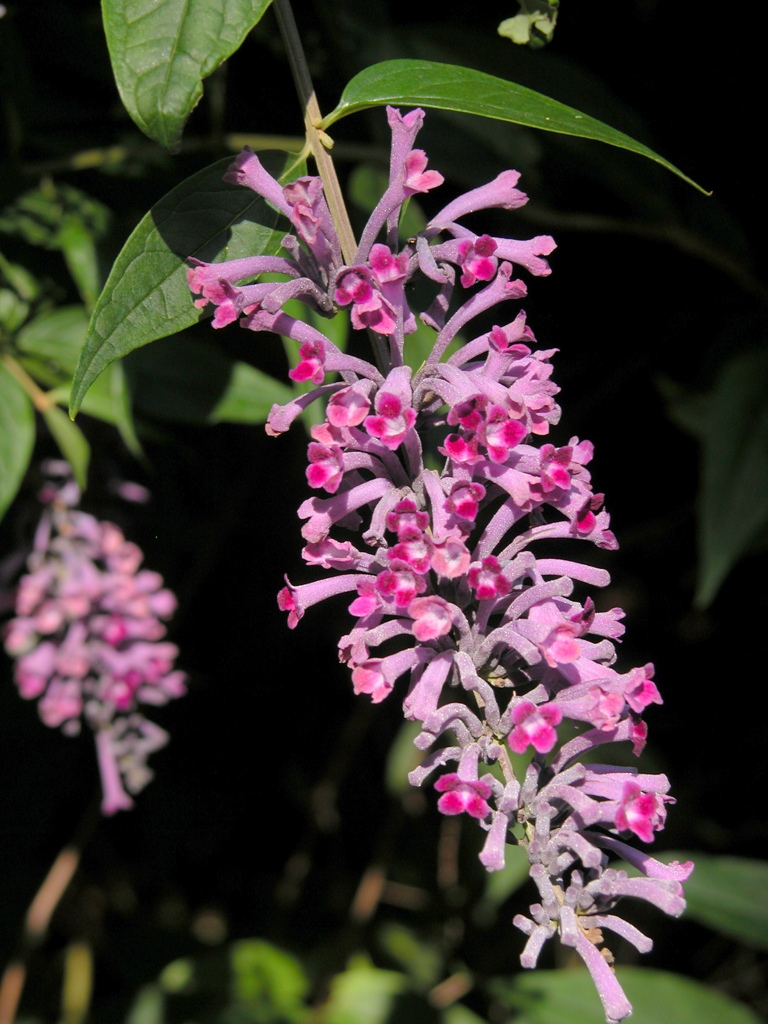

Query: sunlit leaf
[[102, 0, 274, 148], [70, 153, 288, 417], [490, 967, 761, 1024], [322, 61, 706, 194], [0, 363, 35, 522]]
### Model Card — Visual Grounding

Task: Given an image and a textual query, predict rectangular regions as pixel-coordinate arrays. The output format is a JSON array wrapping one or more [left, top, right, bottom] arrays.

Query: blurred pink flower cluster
[[3, 462, 185, 814]]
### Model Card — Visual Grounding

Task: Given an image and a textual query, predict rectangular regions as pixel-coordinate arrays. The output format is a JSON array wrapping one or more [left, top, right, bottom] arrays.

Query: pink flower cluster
[[189, 109, 691, 1022], [3, 463, 185, 814]]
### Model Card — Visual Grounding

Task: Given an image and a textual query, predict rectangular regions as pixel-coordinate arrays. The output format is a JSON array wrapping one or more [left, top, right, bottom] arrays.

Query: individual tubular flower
[[3, 462, 186, 815], [191, 108, 690, 1022]]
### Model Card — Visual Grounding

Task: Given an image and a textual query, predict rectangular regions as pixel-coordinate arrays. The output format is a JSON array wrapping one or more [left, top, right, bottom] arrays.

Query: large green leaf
[[0, 362, 35, 522], [665, 350, 768, 605], [666, 852, 768, 951], [127, 335, 294, 424], [70, 153, 287, 417], [322, 60, 706, 194], [102, 0, 274, 148], [693, 349, 768, 606], [490, 967, 761, 1024]]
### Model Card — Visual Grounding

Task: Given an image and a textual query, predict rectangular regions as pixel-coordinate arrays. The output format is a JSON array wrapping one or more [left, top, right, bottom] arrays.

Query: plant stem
[[0, 353, 56, 411], [0, 803, 97, 1024], [273, 0, 357, 265]]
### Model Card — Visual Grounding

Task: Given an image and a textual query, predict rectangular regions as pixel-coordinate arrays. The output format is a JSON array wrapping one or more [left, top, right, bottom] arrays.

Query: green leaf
[[124, 983, 165, 1024], [322, 957, 408, 1024], [377, 923, 442, 989], [385, 720, 424, 795], [70, 153, 288, 417], [322, 60, 706, 194], [16, 306, 91, 371], [0, 363, 35, 522], [490, 967, 761, 1024], [230, 938, 309, 1018], [0, 183, 109, 310], [40, 404, 90, 490], [481, 843, 530, 908], [57, 219, 102, 310], [498, 1, 559, 48], [694, 349, 768, 605], [102, 0, 274, 148], [16, 307, 140, 450], [442, 1007, 488, 1024], [664, 852, 768, 950], [0, 250, 42, 334], [127, 335, 294, 424], [0, 182, 110, 252]]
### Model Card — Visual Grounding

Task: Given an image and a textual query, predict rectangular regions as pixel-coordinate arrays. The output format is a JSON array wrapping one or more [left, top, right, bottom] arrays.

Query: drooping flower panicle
[[3, 463, 186, 815], [189, 108, 691, 1023]]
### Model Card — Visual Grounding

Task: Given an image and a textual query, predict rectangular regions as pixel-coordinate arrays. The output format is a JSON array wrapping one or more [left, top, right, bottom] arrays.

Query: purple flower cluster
[[189, 108, 692, 1022], [3, 462, 186, 815]]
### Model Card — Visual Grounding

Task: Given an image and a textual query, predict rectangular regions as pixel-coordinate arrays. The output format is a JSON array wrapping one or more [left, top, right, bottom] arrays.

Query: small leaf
[[377, 922, 442, 988], [694, 349, 768, 605], [70, 153, 288, 417], [102, 0, 274, 148], [40, 404, 90, 489], [0, 183, 108, 310], [16, 307, 140, 450], [0, 250, 42, 303], [0, 250, 41, 333], [0, 182, 110, 252], [498, 1, 559, 49], [57, 219, 101, 309], [124, 984, 165, 1024], [322, 957, 408, 1024], [0, 362, 36, 522], [322, 61, 706, 194], [664, 851, 768, 951], [230, 938, 309, 1017], [490, 967, 761, 1024]]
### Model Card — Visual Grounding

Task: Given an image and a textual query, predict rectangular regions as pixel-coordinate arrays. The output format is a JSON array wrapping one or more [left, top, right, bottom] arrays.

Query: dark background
[[0, 2, 764, 1020]]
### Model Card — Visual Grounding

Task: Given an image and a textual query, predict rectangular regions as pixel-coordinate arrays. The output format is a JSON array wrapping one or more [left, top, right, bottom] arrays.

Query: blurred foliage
[[498, 0, 560, 49]]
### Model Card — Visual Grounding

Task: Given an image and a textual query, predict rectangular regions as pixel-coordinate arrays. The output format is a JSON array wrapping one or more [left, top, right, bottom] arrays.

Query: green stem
[[273, 0, 357, 265]]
